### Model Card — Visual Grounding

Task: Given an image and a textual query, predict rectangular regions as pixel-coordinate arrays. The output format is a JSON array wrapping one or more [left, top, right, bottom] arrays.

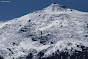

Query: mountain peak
[[44, 3, 67, 12], [0, 3, 88, 59]]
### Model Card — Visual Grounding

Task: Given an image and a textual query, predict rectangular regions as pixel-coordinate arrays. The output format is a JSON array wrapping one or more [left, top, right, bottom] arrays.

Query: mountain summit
[[0, 3, 88, 59], [44, 3, 67, 12]]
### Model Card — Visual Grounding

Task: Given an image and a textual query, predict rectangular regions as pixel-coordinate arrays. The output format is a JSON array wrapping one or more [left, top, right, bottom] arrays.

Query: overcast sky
[[0, 0, 88, 21]]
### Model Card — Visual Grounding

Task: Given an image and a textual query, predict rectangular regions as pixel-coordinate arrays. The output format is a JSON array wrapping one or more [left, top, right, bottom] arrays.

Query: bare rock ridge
[[0, 3, 88, 59]]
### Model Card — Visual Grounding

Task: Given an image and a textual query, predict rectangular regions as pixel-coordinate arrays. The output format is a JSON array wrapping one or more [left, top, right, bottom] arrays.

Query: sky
[[0, 0, 88, 21]]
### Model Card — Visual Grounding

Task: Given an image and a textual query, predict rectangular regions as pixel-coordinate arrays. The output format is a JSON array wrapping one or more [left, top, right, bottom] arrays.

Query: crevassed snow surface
[[0, 3, 88, 59]]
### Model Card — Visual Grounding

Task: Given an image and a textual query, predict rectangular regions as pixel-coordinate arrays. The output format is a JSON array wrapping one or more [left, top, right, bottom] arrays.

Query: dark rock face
[[26, 53, 33, 59], [26, 46, 88, 59], [41, 50, 88, 59], [0, 56, 4, 59], [53, 3, 57, 4], [60, 5, 67, 9], [41, 46, 88, 59]]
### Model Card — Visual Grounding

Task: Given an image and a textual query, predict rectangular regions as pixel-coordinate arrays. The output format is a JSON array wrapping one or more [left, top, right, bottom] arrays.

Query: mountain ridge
[[0, 3, 88, 59]]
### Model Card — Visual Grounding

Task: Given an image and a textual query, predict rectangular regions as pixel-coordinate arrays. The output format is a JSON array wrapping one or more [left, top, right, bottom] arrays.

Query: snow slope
[[0, 3, 88, 59]]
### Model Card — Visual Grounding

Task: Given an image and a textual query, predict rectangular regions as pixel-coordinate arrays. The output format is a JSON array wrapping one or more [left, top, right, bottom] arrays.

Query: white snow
[[0, 3, 88, 59]]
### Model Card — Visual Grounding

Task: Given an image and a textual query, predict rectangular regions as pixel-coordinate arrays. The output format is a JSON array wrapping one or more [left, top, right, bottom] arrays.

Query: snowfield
[[0, 3, 88, 59]]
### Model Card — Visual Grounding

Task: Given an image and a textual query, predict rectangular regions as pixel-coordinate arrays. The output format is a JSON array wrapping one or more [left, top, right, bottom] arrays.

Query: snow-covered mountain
[[0, 3, 88, 59]]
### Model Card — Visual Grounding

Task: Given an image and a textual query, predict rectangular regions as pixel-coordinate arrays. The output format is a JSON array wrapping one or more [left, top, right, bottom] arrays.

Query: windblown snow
[[0, 3, 88, 59]]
